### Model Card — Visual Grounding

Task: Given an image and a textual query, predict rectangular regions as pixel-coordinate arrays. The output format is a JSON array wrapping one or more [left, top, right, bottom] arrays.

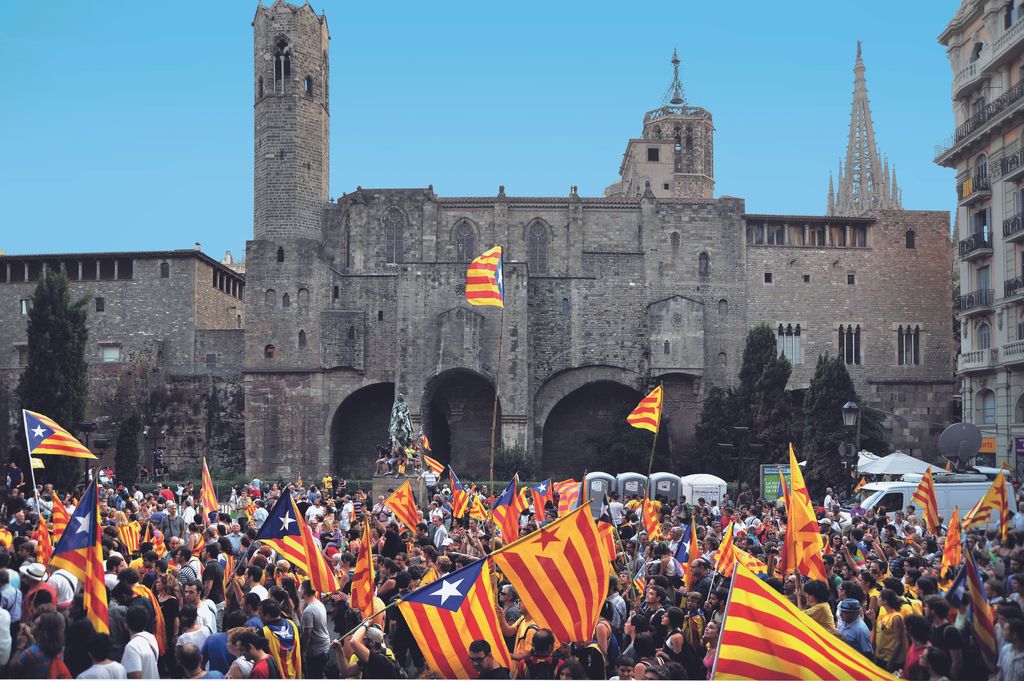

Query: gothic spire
[[829, 42, 902, 215], [664, 49, 686, 106]]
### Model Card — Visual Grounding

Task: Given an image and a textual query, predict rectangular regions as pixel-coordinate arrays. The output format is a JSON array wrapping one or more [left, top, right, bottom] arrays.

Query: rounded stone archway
[[330, 382, 395, 476], [422, 369, 500, 478], [541, 380, 646, 477]]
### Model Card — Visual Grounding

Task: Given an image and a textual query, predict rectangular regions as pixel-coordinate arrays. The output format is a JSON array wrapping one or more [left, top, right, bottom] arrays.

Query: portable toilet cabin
[[648, 472, 681, 503], [680, 473, 728, 508], [584, 472, 615, 518], [616, 472, 648, 501]]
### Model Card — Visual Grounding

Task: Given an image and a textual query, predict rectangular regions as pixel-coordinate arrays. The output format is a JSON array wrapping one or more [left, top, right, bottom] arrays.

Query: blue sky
[[0, 1, 959, 260]]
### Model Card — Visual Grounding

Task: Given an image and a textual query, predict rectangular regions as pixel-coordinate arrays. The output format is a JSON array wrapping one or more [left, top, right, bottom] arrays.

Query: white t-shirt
[[609, 501, 624, 525], [78, 661, 127, 679], [176, 625, 211, 651], [122, 631, 159, 679], [228, 658, 254, 678], [50, 569, 78, 606], [195, 599, 218, 632], [248, 584, 269, 601]]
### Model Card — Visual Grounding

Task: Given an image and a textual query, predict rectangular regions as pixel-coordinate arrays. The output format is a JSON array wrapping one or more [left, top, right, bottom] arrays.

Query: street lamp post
[[841, 401, 861, 453]]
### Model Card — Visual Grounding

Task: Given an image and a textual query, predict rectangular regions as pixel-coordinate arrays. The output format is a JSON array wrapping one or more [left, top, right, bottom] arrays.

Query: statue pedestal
[[371, 474, 428, 509]]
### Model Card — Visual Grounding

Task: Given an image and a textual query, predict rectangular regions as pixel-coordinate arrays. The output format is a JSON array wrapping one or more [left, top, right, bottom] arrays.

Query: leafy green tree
[[736, 323, 778, 426], [693, 386, 740, 477], [16, 271, 90, 491], [115, 409, 142, 486], [802, 354, 856, 495], [752, 353, 793, 465]]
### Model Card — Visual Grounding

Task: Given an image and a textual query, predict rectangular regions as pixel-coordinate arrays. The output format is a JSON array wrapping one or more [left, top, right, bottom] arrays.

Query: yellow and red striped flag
[[715, 523, 736, 577], [131, 583, 166, 655], [117, 521, 141, 555], [553, 479, 579, 516], [350, 518, 376, 619], [22, 409, 97, 459], [449, 470, 470, 519], [964, 550, 998, 670], [491, 506, 610, 643], [298, 512, 339, 594], [784, 444, 827, 581], [398, 557, 512, 678], [911, 468, 940, 534], [223, 553, 235, 595], [384, 480, 420, 535], [641, 498, 661, 540], [713, 562, 890, 680], [626, 385, 663, 434], [51, 494, 70, 542], [32, 515, 52, 563], [253, 493, 310, 574], [50, 481, 108, 634], [733, 547, 769, 576], [940, 505, 963, 582], [491, 477, 520, 542], [419, 565, 438, 587], [469, 494, 488, 521], [200, 457, 218, 525], [465, 246, 504, 308], [0, 528, 11, 550], [597, 519, 616, 561], [423, 454, 444, 475], [962, 471, 1011, 540]]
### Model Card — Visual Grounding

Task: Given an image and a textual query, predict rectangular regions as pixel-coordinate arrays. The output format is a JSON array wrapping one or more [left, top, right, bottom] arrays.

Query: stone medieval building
[[0, 1, 955, 480]]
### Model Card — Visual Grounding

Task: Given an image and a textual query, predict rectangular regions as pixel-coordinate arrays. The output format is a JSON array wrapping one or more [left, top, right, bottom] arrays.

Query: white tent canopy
[[857, 452, 942, 476]]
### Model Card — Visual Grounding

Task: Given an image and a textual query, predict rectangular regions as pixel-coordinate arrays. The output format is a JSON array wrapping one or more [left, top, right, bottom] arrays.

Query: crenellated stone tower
[[829, 42, 903, 215], [605, 50, 714, 200]]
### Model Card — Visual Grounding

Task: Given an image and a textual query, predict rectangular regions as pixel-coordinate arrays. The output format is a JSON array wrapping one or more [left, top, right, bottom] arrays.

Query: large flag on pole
[[784, 444, 827, 581], [22, 409, 96, 459], [962, 471, 1011, 540], [465, 246, 505, 308], [626, 386, 663, 434], [673, 517, 700, 588], [200, 457, 218, 525], [350, 518, 376, 619], [50, 481, 108, 634], [712, 562, 890, 680], [553, 479, 579, 516], [32, 515, 52, 563], [449, 470, 470, 519], [530, 479, 554, 516], [940, 506, 963, 582], [491, 477, 520, 542], [491, 506, 610, 643], [911, 468, 940, 534], [715, 522, 736, 578], [297, 513, 339, 594], [398, 558, 512, 679], [641, 498, 661, 540], [254, 492, 310, 573], [945, 550, 997, 670], [422, 454, 445, 475], [384, 480, 420, 535]]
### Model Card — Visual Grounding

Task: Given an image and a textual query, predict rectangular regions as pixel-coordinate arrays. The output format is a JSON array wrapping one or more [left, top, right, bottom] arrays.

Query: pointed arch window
[[529, 222, 549, 274], [276, 247, 284, 263], [838, 324, 861, 365], [274, 39, 291, 93], [297, 288, 309, 308], [384, 208, 405, 264], [282, 292, 291, 308], [698, 252, 710, 278], [671, 232, 680, 253], [718, 299, 728, 321], [455, 221, 476, 262], [905, 230, 916, 249], [265, 289, 276, 306], [298, 330, 307, 349], [897, 324, 921, 365]]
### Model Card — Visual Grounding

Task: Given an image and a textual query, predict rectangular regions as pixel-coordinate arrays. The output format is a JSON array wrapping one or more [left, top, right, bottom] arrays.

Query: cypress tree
[[736, 323, 778, 426], [16, 270, 90, 490], [752, 352, 793, 466], [115, 409, 142, 486], [802, 354, 856, 495], [693, 386, 740, 477]]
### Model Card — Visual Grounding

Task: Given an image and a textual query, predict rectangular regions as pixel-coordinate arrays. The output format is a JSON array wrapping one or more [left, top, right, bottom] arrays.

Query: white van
[[855, 473, 1015, 530]]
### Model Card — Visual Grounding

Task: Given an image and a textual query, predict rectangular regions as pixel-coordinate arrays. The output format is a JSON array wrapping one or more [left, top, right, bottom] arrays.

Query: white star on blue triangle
[[403, 558, 484, 612]]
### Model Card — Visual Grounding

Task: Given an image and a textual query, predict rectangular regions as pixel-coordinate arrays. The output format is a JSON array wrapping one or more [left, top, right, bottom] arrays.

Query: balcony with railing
[[957, 348, 998, 373], [935, 79, 1024, 162], [1006, 212, 1024, 241], [959, 231, 993, 259], [1006, 275, 1024, 299], [957, 288, 995, 313], [1000, 147, 1024, 182], [958, 172, 991, 205], [1004, 339, 1024, 365]]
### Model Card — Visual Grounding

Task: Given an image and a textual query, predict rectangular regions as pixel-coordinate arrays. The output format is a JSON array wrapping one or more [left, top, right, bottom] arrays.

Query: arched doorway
[[422, 369, 500, 478], [542, 381, 659, 477], [330, 382, 395, 476]]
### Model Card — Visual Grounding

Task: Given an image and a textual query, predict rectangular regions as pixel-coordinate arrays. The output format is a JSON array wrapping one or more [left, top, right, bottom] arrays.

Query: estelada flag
[[962, 471, 1011, 540], [491, 506, 610, 643], [297, 512, 339, 594], [713, 562, 890, 680], [596, 519, 616, 560], [626, 386, 663, 434], [553, 479, 579, 516], [449, 470, 470, 519], [254, 492, 310, 574], [641, 498, 661, 540], [50, 481, 108, 634], [784, 444, 827, 581], [398, 557, 512, 678], [32, 515, 52, 563], [491, 477, 520, 542], [465, 246, 504, 308], [911, 468, 940, 534], [530, 479, 554, 515], [350, 518, 376, 620], [200, 457, 218, 525], [22, 409, 96, 459], [385, 480, 420, 535]]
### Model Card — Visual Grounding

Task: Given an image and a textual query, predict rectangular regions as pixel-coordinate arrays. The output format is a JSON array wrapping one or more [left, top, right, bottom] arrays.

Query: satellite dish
[[938, 423, 982, 463]]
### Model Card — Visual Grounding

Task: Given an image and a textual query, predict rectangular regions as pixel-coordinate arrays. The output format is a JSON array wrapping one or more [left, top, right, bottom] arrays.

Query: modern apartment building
[[939, 0, 1024, 472]]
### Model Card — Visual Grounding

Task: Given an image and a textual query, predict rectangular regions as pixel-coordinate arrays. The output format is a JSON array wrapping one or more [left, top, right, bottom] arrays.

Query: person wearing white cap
[[19, 562, 54, 624]]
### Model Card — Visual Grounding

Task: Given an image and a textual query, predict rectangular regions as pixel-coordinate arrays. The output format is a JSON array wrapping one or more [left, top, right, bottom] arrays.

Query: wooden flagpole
[[488, 306, 505, 495]]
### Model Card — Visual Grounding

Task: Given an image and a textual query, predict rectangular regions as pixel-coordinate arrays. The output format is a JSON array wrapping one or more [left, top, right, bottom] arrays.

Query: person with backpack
[[331, 624, 402, 679], [515, 628, 557, 680]]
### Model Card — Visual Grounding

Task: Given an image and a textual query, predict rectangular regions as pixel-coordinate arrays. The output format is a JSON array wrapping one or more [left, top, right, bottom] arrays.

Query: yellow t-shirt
[[872, 607, 902, 664]]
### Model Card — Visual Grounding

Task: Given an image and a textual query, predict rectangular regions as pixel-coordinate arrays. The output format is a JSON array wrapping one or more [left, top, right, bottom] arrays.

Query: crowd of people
[[0, 457, 1020, 680]]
